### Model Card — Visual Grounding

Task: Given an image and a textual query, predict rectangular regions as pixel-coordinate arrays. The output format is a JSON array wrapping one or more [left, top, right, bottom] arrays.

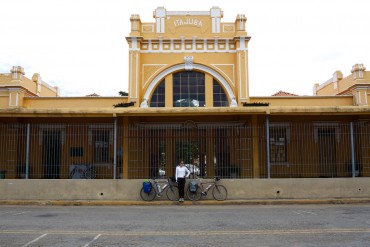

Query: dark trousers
[[178, 177, 185, 198]]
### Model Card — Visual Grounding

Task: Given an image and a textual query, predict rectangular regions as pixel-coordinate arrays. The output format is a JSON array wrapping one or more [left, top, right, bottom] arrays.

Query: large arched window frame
[[149, 79, 165, 107], [173, 71, 205, 107], [213, 79, 228, 107], [142, 64, 237, 108]]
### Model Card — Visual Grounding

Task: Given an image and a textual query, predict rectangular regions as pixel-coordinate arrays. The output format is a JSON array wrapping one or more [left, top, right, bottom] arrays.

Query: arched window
[[173, 71, 205, 107], [150, 79, 165, 107], [213, 79, 228, 107], [149, 71, 229, 107]]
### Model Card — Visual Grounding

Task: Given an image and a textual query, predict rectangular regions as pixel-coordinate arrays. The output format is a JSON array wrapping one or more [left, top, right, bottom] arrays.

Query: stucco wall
[[0, 178, 369, 201]]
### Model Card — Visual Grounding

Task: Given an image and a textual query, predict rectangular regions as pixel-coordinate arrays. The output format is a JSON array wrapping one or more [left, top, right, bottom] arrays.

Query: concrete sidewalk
[[1, 198, 370, 206]]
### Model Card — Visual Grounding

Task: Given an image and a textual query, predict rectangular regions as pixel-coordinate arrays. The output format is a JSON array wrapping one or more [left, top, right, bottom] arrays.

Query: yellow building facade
[[0, 7, 370, 180], [126, 7, 249, 107]]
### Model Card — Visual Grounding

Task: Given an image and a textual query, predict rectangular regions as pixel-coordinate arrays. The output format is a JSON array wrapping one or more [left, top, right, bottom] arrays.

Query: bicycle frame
[[198, 180, 216, 196], [186, 177, 227, 201], [69, 163, 96, 179], [152, 179, 171, 196], [140, 178, 179, 201]]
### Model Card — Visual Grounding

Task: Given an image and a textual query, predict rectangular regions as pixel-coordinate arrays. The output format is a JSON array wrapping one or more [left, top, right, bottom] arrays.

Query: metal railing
[[0, 120, 368, 179]]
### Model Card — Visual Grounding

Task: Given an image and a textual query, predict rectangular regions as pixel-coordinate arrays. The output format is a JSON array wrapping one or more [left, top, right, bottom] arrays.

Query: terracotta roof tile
[[271, 90, 298, 96], [86, 93, 100, 97]]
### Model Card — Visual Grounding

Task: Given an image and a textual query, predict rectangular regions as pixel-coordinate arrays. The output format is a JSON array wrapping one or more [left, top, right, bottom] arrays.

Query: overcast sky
[[1, 0, 369, 97]]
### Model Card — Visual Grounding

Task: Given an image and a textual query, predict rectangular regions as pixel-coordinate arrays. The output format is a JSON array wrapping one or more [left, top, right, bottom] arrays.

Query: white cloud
[[1, 0, 369, 96]]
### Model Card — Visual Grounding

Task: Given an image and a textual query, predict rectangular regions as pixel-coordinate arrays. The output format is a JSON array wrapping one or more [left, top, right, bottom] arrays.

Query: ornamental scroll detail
[[184, 56, 194, 71]]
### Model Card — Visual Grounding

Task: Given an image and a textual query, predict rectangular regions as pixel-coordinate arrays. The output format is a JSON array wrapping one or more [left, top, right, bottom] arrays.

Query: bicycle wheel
[[186, 187, 202, 201], [84, 169, 96, 179], [212, 185, 227, 201], [140, 186, 156, 201], [166, 185, 179, 201]]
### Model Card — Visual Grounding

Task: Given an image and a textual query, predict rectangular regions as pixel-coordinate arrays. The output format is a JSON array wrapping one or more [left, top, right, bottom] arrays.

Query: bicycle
[[140, 177, 179, 201], [186, 177, 227, 201], [69, 163, 97, 179]]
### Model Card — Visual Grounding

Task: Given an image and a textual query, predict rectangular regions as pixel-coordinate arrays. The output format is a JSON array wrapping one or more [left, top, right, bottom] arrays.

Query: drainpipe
[[25, 123, 30, 179], [113, 117, 117, 179], [350, 122, 356, 178], [266, 115, 271, 179]]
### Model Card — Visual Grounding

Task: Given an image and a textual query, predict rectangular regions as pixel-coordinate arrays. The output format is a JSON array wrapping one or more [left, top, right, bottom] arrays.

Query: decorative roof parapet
[[10, 66, 25, 81], [351, 64, 366, 80]]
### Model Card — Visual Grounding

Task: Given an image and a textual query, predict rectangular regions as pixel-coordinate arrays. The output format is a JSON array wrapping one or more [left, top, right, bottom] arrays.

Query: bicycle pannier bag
[[143, 180, 152, 193], [188, 181, 198, 193]]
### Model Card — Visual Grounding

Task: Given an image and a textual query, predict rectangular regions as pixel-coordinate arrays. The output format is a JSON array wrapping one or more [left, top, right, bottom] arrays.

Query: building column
[[123, 117, 129, 179], [128, 50, 140, 105], [165, 74, 173, 107], [207, 129, 215, 178], [252, 115, 260, 178], [205, 74, 213, 107], [236, 47, 249, 104]]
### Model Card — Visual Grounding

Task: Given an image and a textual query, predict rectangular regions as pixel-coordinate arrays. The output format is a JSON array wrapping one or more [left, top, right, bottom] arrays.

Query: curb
[[1, 198, 370, 206]]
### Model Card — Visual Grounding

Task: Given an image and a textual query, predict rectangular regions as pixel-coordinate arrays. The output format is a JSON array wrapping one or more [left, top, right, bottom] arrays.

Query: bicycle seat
[[215, 177, 220, 181]]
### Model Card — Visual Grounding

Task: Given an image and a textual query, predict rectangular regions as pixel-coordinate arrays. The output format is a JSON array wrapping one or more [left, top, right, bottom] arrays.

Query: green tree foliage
[[118, 91, 128, 96]]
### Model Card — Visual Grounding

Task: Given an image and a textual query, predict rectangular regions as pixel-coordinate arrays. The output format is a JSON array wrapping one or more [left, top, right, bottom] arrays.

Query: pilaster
[[165, 74, 173, 107], [205, 74, 213, 107]]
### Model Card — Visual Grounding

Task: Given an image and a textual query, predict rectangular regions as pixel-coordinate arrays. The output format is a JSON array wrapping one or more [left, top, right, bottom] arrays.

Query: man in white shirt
[[175, 160, 190, 202]]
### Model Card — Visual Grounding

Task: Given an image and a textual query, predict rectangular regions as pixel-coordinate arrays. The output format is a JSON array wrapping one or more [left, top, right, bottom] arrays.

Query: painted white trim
[[142, 64, 236, 107], [356, 91, 360, 105], [8, 92, 19, 107], [242, 50, 248, 100], [142, 64, 167, 88], [210, 64, 234, 86], [238, 37, 246, 50], [1, 88, 28, 94], [212, 18, 216, 33], [129, 53, 134, 98], [135, 53, 139, 98], [223, 24, 235, 33], [140, 49, 237, 54], [181, 38, 185, 52], [160, 17, 165, 33], [140, 38, 237, 53], [142, 24, 154, 33], [130, 37, 138, 50], [159, 39, 163, 51], [156, 18, 161, 33], [40, 80, 57, 93], [167, 11, 209, 16], [238, 53, 242, 97], [216, 18, 221, 33], [170, 39, 174, 50]]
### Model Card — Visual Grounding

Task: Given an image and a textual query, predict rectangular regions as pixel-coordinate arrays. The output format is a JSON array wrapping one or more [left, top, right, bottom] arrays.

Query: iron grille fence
[[0, 123, 122, 179], [0, 120, 368, 179], [127, 121, 254, 179]]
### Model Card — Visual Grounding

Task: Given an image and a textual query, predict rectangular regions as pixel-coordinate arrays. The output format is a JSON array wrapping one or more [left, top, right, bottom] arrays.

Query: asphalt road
[[1, 204, 370, 246]]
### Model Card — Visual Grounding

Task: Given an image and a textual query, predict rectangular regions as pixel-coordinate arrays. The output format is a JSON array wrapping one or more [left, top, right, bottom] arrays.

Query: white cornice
[[140, 50, 237, 54], [167, 11, 210, 16]]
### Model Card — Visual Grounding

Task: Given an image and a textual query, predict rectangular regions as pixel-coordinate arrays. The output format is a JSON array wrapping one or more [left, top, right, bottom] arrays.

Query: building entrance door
[[318, 127, 337, 177], [174, 127, 207, 178], [43, 130, 61, 178]]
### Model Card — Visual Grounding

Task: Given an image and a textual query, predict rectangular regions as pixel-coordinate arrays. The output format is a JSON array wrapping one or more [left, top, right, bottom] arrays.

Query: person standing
[[176, 160, 190, 202]]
